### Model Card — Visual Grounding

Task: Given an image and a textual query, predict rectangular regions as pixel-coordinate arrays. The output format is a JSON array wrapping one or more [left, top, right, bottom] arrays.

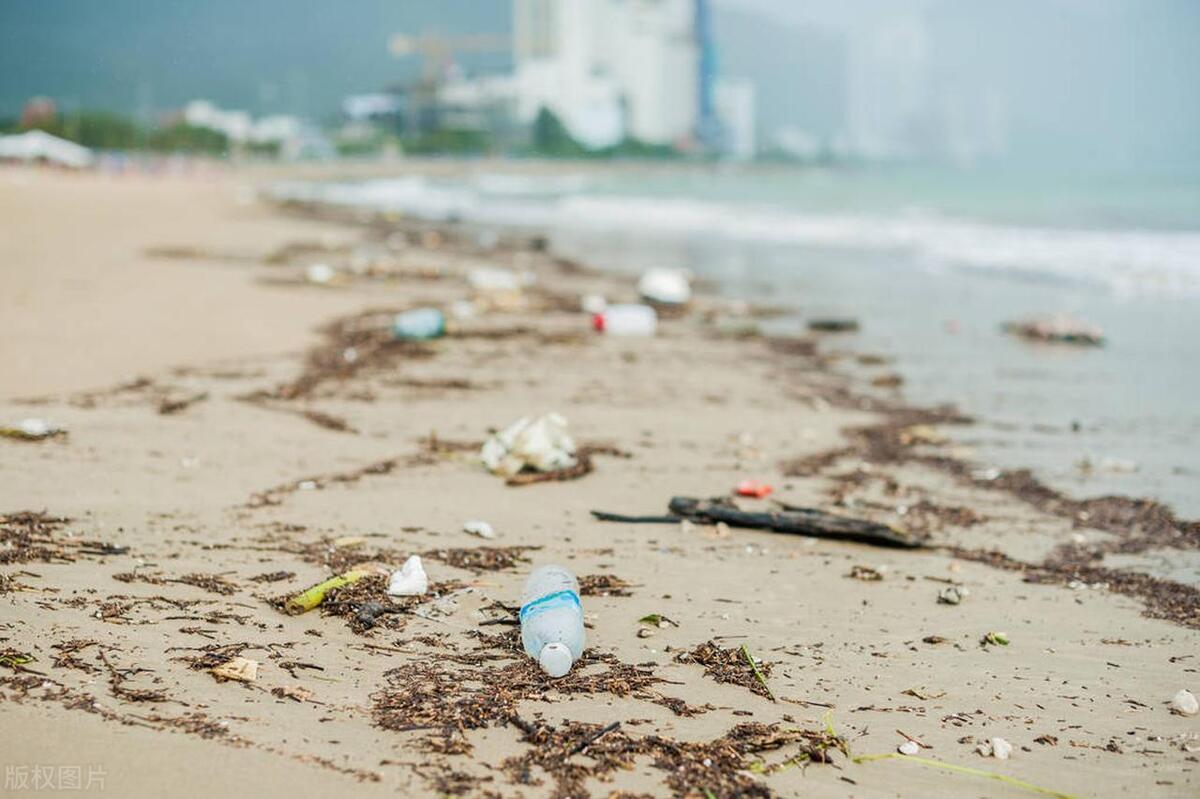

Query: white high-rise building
[[512, 0, 699, 148]]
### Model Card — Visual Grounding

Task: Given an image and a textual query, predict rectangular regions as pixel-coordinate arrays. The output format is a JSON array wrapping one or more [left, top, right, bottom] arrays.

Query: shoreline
[[2, 169, 1197, 798]]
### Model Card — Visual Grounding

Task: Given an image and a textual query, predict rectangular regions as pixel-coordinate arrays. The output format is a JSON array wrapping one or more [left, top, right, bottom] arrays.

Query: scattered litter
[[809, 318, 859, 333], [1170, 689, 1198, 716], [976, 737, 1013, 760], [480, 413, 577, 479], [899, 425, 947, 446], [393, 308, 446, 341], [449, 299, 477, 320], [898, 740, 921, 756], [284, 562, 389, 614], [580, 293, 607, 314], [1003, 314, 1104, 346], [593, 304, 657, 336], [272, 685, 316, 703], [211, 656, 259, 683], [462, 520, 496, 540], [638, 614, 678, 629], [937, 586, 968, 605], [848, 565, 884, 581], [520, 565, 584, 677], [981, 631, 1010, 647], [467, 266, 525, 294], [305, 263, 337, 285], [387, 555, 429, 597], [637, 268, 691, 306], [1, 418, 65, 441], [735, 480, 774, 498], [592, 496, 922, 548]]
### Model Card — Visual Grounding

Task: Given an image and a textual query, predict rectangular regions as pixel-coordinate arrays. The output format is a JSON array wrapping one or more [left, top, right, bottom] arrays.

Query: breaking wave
[[272, 176, 1200, 296]]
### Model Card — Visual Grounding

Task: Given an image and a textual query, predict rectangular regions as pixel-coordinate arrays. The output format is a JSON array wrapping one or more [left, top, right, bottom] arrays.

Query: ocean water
[[274, 164, 1200, 516]]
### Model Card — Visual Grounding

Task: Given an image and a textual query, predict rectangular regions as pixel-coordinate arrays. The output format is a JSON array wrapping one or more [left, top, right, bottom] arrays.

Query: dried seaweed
[[246, 456, 402, 508], [578, 574, 635, 597], [674, 641, 776, 699], [422, 545, 539, 573]]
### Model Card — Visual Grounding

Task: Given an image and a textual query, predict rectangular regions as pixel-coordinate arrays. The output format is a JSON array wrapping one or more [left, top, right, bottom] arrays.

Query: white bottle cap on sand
[[538, 642, 573, 678]]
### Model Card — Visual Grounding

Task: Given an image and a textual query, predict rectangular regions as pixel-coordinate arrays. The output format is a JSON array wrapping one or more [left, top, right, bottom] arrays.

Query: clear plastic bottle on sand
[[592, 304, 657, 336], [520, 565, 585, 678], [393, 308, 446, 340]]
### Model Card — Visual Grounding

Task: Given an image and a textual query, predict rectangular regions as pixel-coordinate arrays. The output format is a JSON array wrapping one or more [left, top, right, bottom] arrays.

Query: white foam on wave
[[272, 178, 1200, 296]]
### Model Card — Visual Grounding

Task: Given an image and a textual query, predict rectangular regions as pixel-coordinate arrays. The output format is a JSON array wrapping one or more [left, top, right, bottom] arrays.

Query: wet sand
[[1, 167, 1197, 798]]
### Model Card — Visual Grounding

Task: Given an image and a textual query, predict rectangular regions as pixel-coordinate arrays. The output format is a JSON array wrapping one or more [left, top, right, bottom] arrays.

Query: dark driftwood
[[591, 496, 923, 549]]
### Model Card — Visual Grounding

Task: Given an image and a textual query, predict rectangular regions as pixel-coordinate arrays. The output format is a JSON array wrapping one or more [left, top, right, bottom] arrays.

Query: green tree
[[146, 123, 228, 155], [530, 108, 586, 157]]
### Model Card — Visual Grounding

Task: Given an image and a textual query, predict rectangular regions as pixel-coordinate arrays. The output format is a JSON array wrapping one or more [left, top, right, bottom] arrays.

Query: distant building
[[714, 78, 756, 161], [511, 0, 699, 148], [342, 94, 403, 122], [0, 130, 93, 168], [183, 100, 305, 151], [19, 97, 57, 129], [183, 100, 252, 142], [847, 17, 932, 160]]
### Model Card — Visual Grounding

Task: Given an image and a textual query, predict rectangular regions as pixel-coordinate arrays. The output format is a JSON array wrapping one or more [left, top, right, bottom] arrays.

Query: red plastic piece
[[735, 480, 773, 498]]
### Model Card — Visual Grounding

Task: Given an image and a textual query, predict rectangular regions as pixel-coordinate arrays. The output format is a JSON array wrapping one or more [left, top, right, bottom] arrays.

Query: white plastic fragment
[[580, 294, 607, 314], [898, 740, 920, 756], [211, 656, 259, 683], [977, 737, 1013, 759], [463, 520, 496, 540], [479, 413, 577, 478], [467, 267, 523, 293], [387, 555, 429, 597], [306, 263, 335, 284], [1171, 689, 1198, 716], [20, 418, 56, 437], [637, 268, 691, 305]]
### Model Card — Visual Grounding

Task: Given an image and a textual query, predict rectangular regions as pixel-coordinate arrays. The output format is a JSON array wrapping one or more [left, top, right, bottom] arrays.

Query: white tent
[[0, 130, 94, 168]]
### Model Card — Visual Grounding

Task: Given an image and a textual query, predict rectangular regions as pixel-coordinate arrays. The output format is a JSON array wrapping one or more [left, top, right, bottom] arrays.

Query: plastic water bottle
[[393, 308, 446, 340], [592, 304, 657, 336], [520, 565, 585, 678]]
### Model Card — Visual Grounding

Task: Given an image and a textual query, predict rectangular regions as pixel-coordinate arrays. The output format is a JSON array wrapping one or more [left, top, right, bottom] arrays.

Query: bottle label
[[519, 589, 581, 621]]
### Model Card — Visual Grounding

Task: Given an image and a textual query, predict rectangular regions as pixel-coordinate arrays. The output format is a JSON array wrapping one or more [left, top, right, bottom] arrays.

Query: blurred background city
[[3, 0, 1197, 171]]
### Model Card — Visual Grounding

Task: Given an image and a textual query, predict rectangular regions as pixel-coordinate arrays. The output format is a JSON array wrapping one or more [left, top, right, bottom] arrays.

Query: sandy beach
[[1, 167, 1197, 798]]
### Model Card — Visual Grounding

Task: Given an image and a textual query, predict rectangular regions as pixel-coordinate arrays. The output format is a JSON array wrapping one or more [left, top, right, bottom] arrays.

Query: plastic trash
[[480, 413, 577, 478], [1, 418, 65, 441], [580, 294, 607, 315], [735, 480, 774, 498], [638, 268, 691, 305], [284, 562, 389, 614], [592, 304, 657, 336], [1003, 314, 1104, 346], [463, 520, 496, 539], [211, 656, 259, 683], [520, 565, 585, 678], [387, 555, 429, 597], [897, 740, 920, 756], [977, 737, 1013, 759], [306, 263, 336, 285], [393, 308, 446, 341], [1171, 688, 1198, 716], [467, 267, 523, 293]]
